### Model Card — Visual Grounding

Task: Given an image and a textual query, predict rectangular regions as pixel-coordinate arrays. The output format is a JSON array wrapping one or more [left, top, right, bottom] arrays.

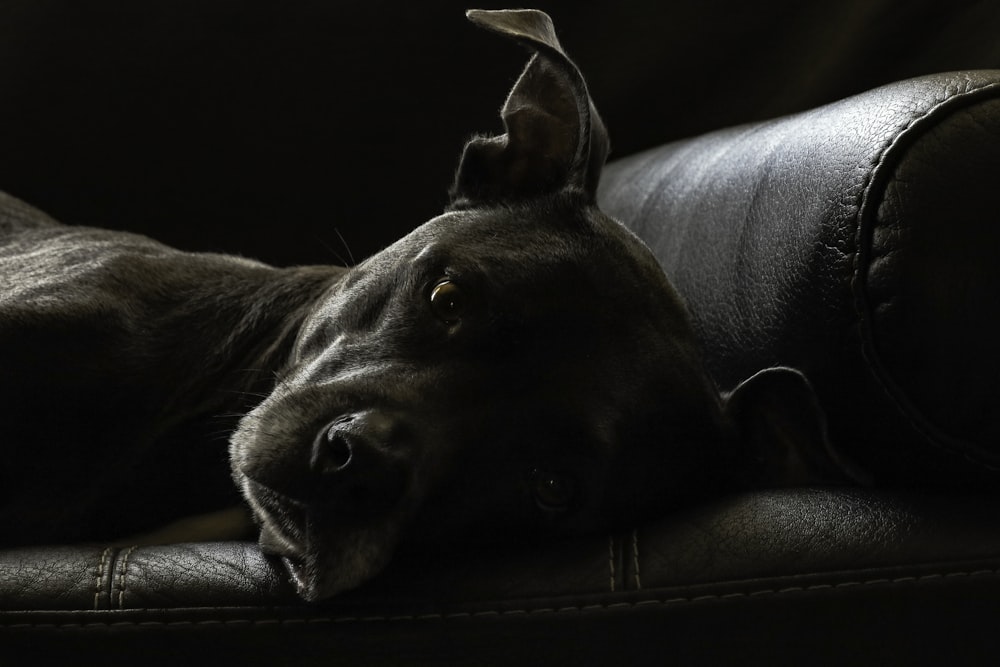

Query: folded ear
[[724, 367, 869, 487], [449, 9, 610, 208]]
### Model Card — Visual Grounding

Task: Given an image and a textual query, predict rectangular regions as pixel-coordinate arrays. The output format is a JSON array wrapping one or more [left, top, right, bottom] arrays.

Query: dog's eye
[[429, 279, 465, 324], [530, 469, 576, 512]]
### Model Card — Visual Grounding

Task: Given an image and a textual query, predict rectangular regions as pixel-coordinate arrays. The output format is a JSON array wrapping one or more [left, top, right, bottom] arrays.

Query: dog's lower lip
[[282, 556, 309, 594], [258, 521, 305, 561], [242, 474, 309, 508]]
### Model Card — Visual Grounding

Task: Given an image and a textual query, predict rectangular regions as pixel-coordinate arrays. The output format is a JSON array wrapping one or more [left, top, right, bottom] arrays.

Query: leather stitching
[[114, 546, 138, 610], [93, 547, 113, 611], [7, 567, 998, 629], [608, 535, 615, 592], [631, 529, 641, 590]]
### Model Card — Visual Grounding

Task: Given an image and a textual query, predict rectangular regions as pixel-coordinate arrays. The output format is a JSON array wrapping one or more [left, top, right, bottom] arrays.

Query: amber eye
[[530, 469, 576, 512], [429, 279, 465, 324]]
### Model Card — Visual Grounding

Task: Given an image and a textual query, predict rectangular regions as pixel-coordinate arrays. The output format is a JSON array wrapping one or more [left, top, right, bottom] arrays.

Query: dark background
[[1, 0, 998, 266]]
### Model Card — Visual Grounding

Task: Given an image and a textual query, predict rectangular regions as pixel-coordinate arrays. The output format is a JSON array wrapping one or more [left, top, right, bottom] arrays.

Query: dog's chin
[[253, 501, 403, 601]]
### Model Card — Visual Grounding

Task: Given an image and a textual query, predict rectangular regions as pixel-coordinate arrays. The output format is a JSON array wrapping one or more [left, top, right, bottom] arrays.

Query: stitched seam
[[93, 548, 112, 611], [850, 77, 1000, 470], [608, 535, 615, 593], [6, 567, 998, 629], [632, 529, 641, 590], [115, 546, 137, 610]]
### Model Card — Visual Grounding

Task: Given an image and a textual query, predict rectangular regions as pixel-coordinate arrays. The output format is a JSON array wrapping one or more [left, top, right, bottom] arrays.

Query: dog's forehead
[[418, 203, 640, 257], [411, 204, 679, 312], [298, 201, 695, 366]]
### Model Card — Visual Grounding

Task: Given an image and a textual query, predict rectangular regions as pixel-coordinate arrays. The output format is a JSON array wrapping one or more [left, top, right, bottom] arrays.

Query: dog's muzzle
[[232, 408, 421, 600]]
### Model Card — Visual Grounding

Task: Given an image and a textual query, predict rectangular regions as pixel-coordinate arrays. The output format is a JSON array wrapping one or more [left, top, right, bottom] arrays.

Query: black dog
[[0, 9, 847, 600]]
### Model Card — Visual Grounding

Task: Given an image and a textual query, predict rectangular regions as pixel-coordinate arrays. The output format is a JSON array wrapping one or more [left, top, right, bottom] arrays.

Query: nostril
[[326, 431, 353, 470], [311, 421, 354, 474], [308, 412, 410, 513]]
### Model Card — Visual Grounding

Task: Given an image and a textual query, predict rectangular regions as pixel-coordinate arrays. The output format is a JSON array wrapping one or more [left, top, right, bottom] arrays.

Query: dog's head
[[229, 9, 848, 601]]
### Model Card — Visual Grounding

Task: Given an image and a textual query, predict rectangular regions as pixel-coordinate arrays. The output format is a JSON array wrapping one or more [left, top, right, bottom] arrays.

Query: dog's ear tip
[[465, 8, 552, 24], [465, 8, 491, 21], [727, 366, 820, 401], [465, 8, 557, 44]]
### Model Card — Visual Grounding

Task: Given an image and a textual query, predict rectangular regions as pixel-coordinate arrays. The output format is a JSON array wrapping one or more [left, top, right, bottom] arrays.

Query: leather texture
[[4, 488, 1000, 614], [4, 71, 1000, 664], [599, 70, 1000, 484], [5, 490, 1000, 665]]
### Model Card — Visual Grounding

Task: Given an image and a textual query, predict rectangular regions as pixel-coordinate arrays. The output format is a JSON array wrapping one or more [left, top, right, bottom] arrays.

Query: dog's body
[[0, 195, 340, 542], [0, 10, 848, 600]]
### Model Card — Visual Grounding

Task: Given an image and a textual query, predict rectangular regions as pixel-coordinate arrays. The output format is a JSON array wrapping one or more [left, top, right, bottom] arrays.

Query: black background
[[1, 0, 998, 266]]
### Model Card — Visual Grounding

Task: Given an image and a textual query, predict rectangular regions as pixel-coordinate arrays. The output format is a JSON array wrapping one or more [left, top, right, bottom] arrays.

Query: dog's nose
[[310, 411, 408, 514]]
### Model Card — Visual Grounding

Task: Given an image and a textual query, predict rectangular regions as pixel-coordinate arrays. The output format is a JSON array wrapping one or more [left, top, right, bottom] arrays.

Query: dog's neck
[[156, 263, 348, 427]]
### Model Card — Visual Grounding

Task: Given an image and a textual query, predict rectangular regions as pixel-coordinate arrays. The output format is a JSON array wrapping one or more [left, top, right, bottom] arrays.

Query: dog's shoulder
[[0, 192, 344, 436], [1, 196, 341, 326], [0, 190, 61, 237]]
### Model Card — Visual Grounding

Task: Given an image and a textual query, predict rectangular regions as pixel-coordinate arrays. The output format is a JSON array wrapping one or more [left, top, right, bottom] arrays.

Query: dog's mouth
[[240, 476, 406, 601], [229, 397, 428, 600]]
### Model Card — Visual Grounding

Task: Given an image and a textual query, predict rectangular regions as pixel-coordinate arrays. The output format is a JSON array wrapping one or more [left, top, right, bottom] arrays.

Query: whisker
[[219, 389, 271, 400], [314, 234, 351, 268], [213, 412, 250, 421], [332, 227, 357, 267]]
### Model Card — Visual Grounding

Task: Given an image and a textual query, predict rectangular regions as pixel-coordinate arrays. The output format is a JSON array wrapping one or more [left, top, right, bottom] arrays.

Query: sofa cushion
[[599, 70, 1000, 483]]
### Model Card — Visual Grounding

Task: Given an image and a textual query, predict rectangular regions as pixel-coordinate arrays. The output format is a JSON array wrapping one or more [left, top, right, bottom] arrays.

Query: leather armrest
[[599, 71, 1000, 483], [6, 488, 1000, 613]]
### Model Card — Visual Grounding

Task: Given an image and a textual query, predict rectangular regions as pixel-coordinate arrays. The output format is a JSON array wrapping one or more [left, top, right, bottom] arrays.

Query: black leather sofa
[[3, 70, 999, 665]]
